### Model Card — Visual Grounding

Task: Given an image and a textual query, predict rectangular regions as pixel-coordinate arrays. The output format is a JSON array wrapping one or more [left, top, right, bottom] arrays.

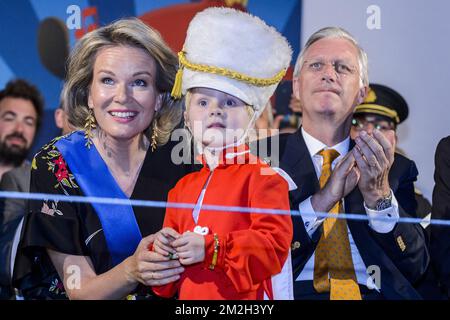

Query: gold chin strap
[[171, 51, 287, 99], [224, 0, 248, 7], [355, 104, 400, 124]]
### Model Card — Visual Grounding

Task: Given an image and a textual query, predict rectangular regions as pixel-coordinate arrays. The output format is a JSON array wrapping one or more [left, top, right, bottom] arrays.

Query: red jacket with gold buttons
[[152, 146, 293, 300]]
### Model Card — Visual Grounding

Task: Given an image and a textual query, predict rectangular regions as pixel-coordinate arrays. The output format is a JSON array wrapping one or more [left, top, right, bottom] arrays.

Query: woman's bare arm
[[47, 234, 184, 300]]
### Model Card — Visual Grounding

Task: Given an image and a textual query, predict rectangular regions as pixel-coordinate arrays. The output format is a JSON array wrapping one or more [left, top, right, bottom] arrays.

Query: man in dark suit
[[254, 27, 429, 300], [0, 79, 43, 299], [431, 136, 450, 298]]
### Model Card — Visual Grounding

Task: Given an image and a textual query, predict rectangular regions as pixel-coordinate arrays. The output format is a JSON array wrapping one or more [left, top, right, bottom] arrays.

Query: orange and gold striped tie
[[313, 149, 362, 300]]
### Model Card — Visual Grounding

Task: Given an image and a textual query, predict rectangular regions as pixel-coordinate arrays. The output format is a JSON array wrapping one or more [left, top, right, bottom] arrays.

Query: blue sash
[[55, 131, 142, 266]]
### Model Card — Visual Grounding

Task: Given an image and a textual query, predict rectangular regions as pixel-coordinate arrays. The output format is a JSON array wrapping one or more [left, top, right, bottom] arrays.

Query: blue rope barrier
[[0, 190, 444, 226]]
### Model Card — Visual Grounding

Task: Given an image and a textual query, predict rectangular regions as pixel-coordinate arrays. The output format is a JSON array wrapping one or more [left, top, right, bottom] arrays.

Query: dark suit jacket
[[0, 163, 30, 225], [0, 162, 30, 295], [431, 136, 450, 297], [252, 129, 429, 300]]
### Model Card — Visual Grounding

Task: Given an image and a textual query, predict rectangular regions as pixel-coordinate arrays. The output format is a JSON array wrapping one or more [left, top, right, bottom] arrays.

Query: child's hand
[[153, 227, 180, 258], [172, 232, 205, 265]]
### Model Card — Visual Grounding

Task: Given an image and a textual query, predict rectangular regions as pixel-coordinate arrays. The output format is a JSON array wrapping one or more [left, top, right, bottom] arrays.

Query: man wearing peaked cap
[[351, 84, 431, 220], [352, 83, 416, 152], [351, 83, 407, 149], [354, 83, 408, 127]]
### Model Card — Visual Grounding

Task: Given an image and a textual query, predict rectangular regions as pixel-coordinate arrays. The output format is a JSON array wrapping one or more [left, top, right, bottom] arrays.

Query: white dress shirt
[[296, 128, 399, 290]]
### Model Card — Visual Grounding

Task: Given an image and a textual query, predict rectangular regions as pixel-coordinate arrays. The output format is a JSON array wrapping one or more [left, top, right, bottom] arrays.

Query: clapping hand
[[312, 151, 360, 213], [353, 129, 394, 208]]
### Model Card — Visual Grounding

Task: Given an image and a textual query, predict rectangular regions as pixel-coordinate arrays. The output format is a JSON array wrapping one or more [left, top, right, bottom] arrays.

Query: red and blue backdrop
[[0, 0, 301, 155]]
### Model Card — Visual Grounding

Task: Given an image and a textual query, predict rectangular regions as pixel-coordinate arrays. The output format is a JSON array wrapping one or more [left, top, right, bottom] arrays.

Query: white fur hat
[[171, 7, 292, 116]]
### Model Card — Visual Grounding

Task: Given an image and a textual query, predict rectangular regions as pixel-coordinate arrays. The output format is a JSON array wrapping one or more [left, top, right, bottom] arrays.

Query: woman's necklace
[[95, 131, 148, 197]]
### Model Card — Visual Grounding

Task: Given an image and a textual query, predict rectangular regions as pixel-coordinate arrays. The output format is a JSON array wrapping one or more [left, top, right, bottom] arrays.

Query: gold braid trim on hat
[[354, 104, 400, 123], [171, 51, 287, 99]]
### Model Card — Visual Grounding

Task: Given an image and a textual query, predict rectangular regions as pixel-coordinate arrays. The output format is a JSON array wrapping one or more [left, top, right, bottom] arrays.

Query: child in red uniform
[[152, 7, 294, 300]]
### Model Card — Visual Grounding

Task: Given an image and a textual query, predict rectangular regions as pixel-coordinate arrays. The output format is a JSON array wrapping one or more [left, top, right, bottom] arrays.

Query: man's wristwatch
[[373, 191, 393, 211]]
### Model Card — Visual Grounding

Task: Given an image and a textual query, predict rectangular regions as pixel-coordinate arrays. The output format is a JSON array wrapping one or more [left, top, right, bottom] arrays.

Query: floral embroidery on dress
[[41, 200, 63, 216], [49, 277, 67, 297], [38, 137, 79, 195]]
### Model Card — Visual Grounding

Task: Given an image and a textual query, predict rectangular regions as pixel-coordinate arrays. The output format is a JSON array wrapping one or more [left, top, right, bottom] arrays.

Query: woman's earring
[[84, 108, 96, 149], [151, 120, 158, 152]]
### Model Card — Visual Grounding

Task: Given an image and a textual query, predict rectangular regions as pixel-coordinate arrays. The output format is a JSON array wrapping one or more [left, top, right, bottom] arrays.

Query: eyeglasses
[[303, 59, 357, 77], [351, 118, 395, 132]]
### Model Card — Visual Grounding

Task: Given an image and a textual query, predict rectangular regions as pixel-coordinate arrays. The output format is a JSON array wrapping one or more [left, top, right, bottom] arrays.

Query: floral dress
[[13, 133, 196, 299]]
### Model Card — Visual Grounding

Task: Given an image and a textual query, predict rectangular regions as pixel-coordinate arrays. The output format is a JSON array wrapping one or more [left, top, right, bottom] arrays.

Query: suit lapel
[[279, 129, 322, 279], [281, 128, 320, 205]]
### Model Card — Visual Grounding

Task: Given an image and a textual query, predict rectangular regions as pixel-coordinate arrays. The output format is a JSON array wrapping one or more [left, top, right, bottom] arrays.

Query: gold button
[[263, 157, 272, 166], [396, 236, 406, 252]]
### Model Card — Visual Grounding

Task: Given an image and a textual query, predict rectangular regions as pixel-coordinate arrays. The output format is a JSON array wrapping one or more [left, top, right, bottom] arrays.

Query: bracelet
[[209, 233, 219, 270]]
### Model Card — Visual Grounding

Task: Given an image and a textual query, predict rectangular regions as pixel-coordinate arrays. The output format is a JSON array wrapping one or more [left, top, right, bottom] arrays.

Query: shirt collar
[[301, 127, 350, 158]]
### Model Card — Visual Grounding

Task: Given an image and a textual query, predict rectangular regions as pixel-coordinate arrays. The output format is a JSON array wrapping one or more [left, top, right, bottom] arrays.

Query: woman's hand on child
[[172, 232, 205, 265], [153, 227, 180, 258], [125, 234, 184, 286]]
